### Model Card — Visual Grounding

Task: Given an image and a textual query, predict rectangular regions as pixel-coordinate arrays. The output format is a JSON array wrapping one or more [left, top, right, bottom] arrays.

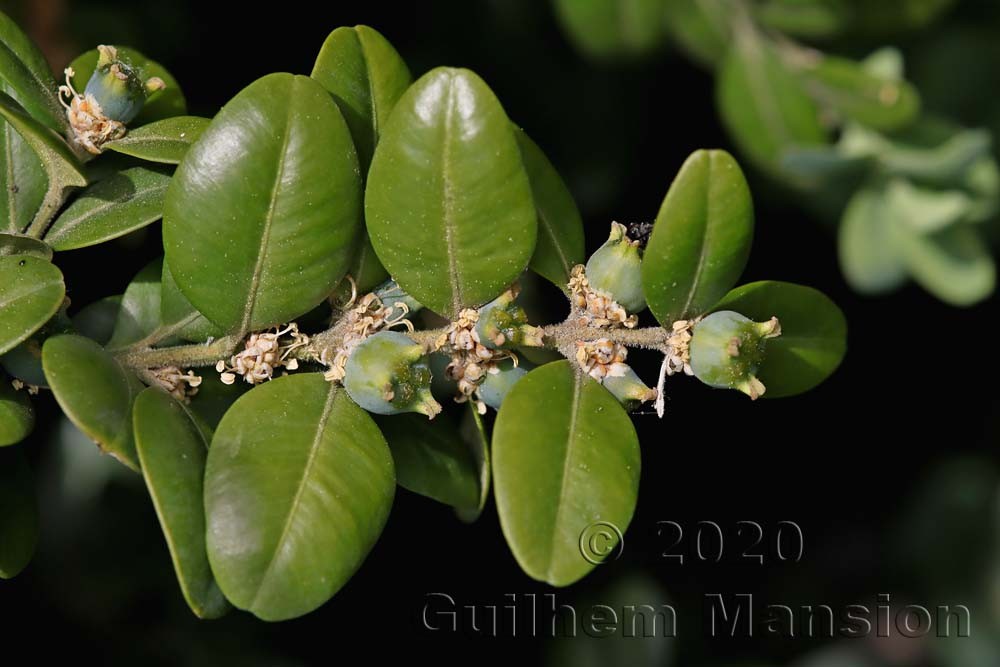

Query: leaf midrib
[[440, 74, 464, 316], [0, 276, 57, 310], [46, 181, 168, 242], [678, 158, 713, 319], [544, 370, 582, 581]]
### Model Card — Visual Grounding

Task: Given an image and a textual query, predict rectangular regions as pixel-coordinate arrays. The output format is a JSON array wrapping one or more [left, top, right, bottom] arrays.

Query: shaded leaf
[[159, 261, 222, 343], [107, 258, 162, 349], [0, 372, 33, 446], [895, 222, 995, 306], [0, 255, 64, 354], [455, 405, 491, 523], [0, 448, 38, 578], [72, 295, 122, 345], [0, 232, 51, 259], [0, 12, 65, 132], [553, 0, 668, 61]]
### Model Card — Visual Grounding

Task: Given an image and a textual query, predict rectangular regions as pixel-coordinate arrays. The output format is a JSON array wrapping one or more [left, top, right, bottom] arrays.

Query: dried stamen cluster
[[435, 307, 516, 414], [148, 366, 202, 402], [216, 323, 309, 385], [321, 286, 413, 383], [58, 66, 127, 154], [575, 338, 629, 381], [568, 264, 638, 329]]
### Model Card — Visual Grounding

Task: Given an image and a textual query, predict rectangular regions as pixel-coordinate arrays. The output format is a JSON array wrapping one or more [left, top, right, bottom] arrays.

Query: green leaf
[[797, 54, 920, 132], [0, 232, 51, 259], [347, 235, 389, 293], [0, 448, 38, 578], [0, 255, 64, 354], [69, 46, 185, 125], [107, 258, 162, 349], [376, 412, 480, 510], [103, 116, 209, 164], [493, 360, 640, 586], [133, 387, 230, 619], [311, 25, 411, 173], [455, 405, 491, 523], [72, 295, 121, 345], [42, 334, 142, 471], [184, 371, 248, 430], [205, 374, 394, 621], [163, 73, 361, 334], [553, 0, 667, 61], [838, 185, 907, 294], [642, 149, 753, 325], [713, 281, 847, 398], [45, 166, 171, 251], [366, 67, 536, 317], [0, 372, 33, 446], [0, 97, 47, 234], [663, 0, 731, 68], [894, 222, 995, 307], [159, 261, 222, 343], [716, 27, 827, 170], [0, 90, 86, 199], [885, 178, 971, 233], [754, 0, 850, 39], [0, 11, 66, 132], [515, 127, 585, 289]]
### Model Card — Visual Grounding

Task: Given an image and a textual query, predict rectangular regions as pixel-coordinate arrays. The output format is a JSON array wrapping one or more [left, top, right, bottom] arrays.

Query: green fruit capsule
[[585, 221, 646, 313], [689, 310, 781, 400], [478, 359, 529, 410], [344, 331, 442, 418], [602, 364, 657, 412], [474, 289, 544, 349], [84, 45, 164, 123]]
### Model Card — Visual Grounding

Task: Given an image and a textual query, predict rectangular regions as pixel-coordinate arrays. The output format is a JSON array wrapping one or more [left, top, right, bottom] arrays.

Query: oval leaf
[[0, 373, 33, 446], [642, 149, 754, 325], [895, 222, 995, 307], [0, 448, 38, 578], [375, 412, 480, 510], [205, 374, 394, 621], [838, 185, 907, 294], [45, 166, 171, 250], [159, 261, 222, 342], [133, 387, 230, 619], [713, 281, 847, 397], [0, 96, 47, 234], [493, 360, 640, 586], [107, 258, 162, 349], [0, 255, 64, 354], [164, 73, 361, 333], [0, 90, 86, 196], [69, 46, 185, 125], [366, 67, 536, 317], [42, 334, 142, 470], [104, 116, 209, 164], [0, 232, 51, 259], [0, 12, 65, 132], [515, 126, 585, 289]]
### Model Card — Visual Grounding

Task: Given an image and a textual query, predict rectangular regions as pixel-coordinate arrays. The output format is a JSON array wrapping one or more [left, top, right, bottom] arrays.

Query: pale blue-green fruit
[[344, 331, 441, 418], [585, 222, 645, 313], [690, 310, 780, 399]]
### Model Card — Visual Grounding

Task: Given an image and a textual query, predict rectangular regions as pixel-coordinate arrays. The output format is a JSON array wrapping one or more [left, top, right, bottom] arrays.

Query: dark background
[[1, 1, 998, 665]]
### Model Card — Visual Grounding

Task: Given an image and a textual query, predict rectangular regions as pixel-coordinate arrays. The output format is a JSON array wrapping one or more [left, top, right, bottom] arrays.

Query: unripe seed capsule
[[689, 310, 781, 400], [84, 45, 163, 123], [602, 364, 657, 412], [478, 359, 530, 410], [474, 289, 544, 349], [585, 222, 646, 314], [344, 331, 442, 418]]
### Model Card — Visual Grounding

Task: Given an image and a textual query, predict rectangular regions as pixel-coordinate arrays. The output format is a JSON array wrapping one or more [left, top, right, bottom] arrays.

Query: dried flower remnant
[[216, 323, 309, 385], [148, 366, 202, 402]]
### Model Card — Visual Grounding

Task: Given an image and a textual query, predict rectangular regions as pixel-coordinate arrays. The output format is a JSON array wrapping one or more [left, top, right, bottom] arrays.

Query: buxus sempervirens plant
[[0, 16, 846, 620]]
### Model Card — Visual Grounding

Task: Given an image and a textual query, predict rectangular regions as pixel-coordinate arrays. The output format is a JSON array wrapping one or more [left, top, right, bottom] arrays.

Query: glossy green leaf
[[45, 166, 171, 250], [69, 46, 185, 125], [642, 150, 753, 325], [0, 232, 51, 259], [493, 360, 640, 586], [72, 295, 121, 345], [184, 371, 248, 430], [159, 261, 222, 343], [515, 127, 585, 289], [0, 448, 38, 578], [663, 0, 731, 68], [311, 25, 411, 173], [107, 258, 162, 349], [0, 255, 64, 354], [455, 405, 491, 523], [838, 185, 907, 294], [205, 374, 394, 621], [163, 73, 361, 334], [347, 235, 389, 293], [716, 28, 827, 169], [553, 0, 667, 61], [366, 67, 536, 317], [895, 222, 995, 307], [104, 116, 209, 164], [713, 281, 847, 397], [0, 373, 33, 446], [376, 412, 479, 510], [0, 90, 86, 202], [42, 334, 142, 470], [798, 54, 920, 132], [0, 89, 47, 234], [0, 12, 65, 132], [133, 388, 230, 619]]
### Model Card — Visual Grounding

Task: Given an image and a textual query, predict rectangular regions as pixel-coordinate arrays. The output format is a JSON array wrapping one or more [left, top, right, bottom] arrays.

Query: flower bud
[[84, 45, 164, 123], [344, 331, 442, 418], [474, 288, 544, 349], [477, 359, 529, 410], [689, 311, 781, 400], [602, 364, 657, 412], [585, 222, 645, 314]]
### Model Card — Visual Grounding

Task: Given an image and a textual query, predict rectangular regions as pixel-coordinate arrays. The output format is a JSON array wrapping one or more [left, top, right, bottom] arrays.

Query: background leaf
[[0, 11, 66, 132], [45, 166, 171, 251], [72, 295, 122, 345], [106, 258, 162, 349], [0, 448, 38, 578], [42, 334, 142, 470], [103, 116, 209, 164], [838, 185, 908, 294], [895, 222, 995, 306], [642, 149, 754, 325], [0, 372, 33, 446], [455, 405, 491, 522], [205, 374, 394, 621], [663, 0, 731, 68], [133, 387, 230, 619], [69, 46, 185, 125], [366, 67, 536, 316], [492, 360, 640, 586], [159, 262, 222, 343], [163, 73, 361, 334], [515, 126, 585, 289], [713, 281, 847, 397], [552, 0, 668, 61], [0, 255, 64, 354]]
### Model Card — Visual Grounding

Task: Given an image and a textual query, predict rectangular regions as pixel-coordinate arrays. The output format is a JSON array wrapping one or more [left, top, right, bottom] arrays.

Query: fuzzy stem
[[116, 335, 241, 370], [25, 185, 68, 238]]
